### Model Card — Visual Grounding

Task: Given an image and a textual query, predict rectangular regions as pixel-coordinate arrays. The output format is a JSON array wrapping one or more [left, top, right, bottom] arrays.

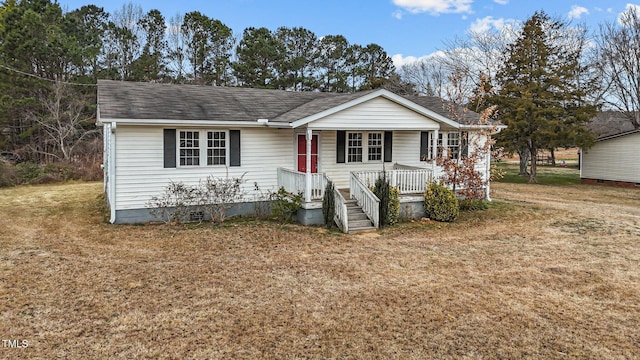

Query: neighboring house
[[98, 80, 502, 232], [581, 111, 640, 188]]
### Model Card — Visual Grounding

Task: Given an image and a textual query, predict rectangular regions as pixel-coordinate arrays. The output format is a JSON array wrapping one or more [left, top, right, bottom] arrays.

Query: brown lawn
[[1, 181, 639, 359]]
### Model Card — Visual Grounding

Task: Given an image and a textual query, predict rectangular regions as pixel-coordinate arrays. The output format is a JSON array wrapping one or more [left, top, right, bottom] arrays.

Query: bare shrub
[[198, 175, 245, 223]]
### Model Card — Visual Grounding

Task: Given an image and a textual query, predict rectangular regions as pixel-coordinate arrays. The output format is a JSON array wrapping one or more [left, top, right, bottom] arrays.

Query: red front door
[[297, 134, 318, 173]]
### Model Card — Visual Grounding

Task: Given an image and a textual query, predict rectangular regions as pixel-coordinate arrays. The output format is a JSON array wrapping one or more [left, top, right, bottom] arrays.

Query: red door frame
[[297, 134, 318, 173]]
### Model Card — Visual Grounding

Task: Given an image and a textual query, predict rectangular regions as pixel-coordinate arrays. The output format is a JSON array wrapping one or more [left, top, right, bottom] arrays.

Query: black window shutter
[[163, 129, 176, 168], [384, 131, 392, 162], [461, 131, 469, 158], [336, 131, 345, 163], [420, 131, 429, 161], [230, 130, 241, 166]]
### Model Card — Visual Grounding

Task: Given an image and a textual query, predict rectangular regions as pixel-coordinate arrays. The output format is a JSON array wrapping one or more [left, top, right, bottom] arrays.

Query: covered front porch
[[277, 163, 433, 233]]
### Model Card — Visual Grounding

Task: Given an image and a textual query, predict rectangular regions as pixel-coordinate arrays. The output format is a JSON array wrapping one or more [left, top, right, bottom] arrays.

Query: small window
[[179, 131, 200, 166], [207, 131, 226, 165], [368, 132, 382, 161], [447, 132, 460, 159], [347, 132, 363, 163]]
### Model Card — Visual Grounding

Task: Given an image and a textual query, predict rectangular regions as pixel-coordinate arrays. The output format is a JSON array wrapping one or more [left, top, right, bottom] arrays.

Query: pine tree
[[492, 11, 596, 183]]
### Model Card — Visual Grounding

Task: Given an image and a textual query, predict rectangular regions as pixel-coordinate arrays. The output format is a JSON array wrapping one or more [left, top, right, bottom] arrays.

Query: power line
[[0, 64, 97, 87]]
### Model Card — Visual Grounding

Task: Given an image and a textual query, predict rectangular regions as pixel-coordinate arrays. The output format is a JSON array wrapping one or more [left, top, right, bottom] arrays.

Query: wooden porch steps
[[344, 198, 376, 234]]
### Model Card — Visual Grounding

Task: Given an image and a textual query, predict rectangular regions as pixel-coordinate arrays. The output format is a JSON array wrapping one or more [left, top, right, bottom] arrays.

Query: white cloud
[[392, 10, 404, 20], [392, 52, 445, 68], [568, 5, 589, 19], [468, 16, 515, 33], [392, 0, 474, 15], [619, 3, 640, 26], [494, 0, 508, 5]]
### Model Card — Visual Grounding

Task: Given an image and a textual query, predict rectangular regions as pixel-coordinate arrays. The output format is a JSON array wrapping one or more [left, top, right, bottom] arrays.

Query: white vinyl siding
[[308, 97, 440, 130], [114, 126, 294, 210], [581, 132, 640, 183]]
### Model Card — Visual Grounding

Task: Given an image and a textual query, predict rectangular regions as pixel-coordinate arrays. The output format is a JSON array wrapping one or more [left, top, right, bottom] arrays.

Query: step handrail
[[334, 188, 349, 233], [350, 172, 380, 229]]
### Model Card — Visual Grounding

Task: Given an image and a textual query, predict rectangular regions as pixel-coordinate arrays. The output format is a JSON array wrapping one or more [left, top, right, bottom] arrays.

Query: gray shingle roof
[[589, 111, 639, 139], [97, 80, 480, 125]]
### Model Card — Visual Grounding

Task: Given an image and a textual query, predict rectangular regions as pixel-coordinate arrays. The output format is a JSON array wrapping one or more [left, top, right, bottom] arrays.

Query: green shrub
[[372, 171, 400, 227], [322, 181, 335, 228], [271, 187, 302, 223], [0, 159, 17, 187], [459, 199, 489, 211], [15, 162, 41, 184], [387, 186, 400, 225], [424, 182, 459, 222]]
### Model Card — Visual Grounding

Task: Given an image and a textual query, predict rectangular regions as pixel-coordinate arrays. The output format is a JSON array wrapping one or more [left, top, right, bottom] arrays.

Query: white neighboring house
[[581, 112, 640, 188], [98, 80, 502, 232]]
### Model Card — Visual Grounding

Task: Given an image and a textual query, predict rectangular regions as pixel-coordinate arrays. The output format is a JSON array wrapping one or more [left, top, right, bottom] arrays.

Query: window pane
[[348, 133, 363, 163], [368, 133, 382, 161], [179, 131, 200, 166], [207, 131, 226, 165]]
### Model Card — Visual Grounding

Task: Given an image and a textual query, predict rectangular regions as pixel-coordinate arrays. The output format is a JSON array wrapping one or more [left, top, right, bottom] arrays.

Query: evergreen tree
[[492, 11, 596, 183], [233, 27, 283, 88]]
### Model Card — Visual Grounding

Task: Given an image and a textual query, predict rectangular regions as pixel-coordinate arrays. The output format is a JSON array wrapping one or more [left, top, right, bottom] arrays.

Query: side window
[[207, 131, 226, 165], [368, 132, 382, 161], [347, 132, 363, 163], [179, 130, 200, 166], [447, 132, 460, 159]]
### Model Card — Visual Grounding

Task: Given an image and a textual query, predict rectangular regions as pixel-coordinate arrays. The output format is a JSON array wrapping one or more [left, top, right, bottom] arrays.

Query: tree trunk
[[529, 146, 538, 183], [517, 146, 530, 176], [550, 148, 556, 166]]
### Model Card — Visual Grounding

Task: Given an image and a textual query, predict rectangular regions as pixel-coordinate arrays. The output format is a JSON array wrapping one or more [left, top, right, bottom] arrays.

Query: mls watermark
[[3, 339, 29, 348]]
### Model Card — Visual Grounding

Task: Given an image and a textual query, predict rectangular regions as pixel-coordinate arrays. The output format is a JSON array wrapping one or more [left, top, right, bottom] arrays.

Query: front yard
[[1, 178, 639, 358]]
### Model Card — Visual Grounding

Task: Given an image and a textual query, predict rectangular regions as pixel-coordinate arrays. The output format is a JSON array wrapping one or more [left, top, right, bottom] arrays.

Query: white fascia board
[[289, 89, 461, 129], [103, 118, 267, 128]]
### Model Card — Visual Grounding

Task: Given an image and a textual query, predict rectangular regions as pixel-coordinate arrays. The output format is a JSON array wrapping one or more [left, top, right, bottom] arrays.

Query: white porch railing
[[350, 172, 380, 229], [334, 188, 349, 233], [353, 165, 433, 195], [277, 168, 328, 200]]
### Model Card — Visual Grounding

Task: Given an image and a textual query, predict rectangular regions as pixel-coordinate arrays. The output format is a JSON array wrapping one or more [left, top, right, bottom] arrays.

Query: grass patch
[[495, 161, 580, 185], [1, 181, 640, 358]]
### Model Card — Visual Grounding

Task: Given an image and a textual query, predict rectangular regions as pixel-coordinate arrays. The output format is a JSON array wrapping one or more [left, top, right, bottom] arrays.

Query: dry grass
[[1, 181, 639, 359]]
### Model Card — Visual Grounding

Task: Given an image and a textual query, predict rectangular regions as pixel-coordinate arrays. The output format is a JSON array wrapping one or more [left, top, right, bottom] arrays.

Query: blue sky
[[58, 0, 634, 67]]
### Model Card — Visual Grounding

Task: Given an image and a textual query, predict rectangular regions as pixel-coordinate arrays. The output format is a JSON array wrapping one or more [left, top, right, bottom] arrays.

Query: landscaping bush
[[373, 171, 400, 227], [199, 175, 245, 223], [271, 187, 302, 223], [147, 181, 199, 224], [424, 182, 459, 222], [459, 199, 489, 211], [322, 180, 335, 228]]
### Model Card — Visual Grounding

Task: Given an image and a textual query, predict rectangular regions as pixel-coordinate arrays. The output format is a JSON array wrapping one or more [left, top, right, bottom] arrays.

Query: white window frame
[[367, 132, 383, 162], [346, 131, 384, 164], [177, 129, 229, 167], [347, 132, 363, 163], [179, 130, 200, 166], [206, 130, 227, 166], [447, 132, 460, 160]]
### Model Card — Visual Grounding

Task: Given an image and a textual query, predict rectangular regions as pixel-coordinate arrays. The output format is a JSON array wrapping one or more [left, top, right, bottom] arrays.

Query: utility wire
[[0, 63, 97, 87]]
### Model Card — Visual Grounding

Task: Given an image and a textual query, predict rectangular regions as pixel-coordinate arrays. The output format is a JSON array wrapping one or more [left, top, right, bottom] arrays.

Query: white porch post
[[432, 129, 439, 181], [305, 128, 312, 202], [485, 143, 492, 201]]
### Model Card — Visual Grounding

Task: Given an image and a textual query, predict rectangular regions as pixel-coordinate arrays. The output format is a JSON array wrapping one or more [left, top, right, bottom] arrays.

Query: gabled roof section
[[97, 79, 338, 121], [97, 80, 483, 129], [285, 89, 461, 129], [589, 111, 640, 140]]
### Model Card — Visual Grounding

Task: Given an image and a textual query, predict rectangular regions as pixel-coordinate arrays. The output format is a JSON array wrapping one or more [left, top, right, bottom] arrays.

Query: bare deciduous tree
[[30, 81, 97, 161], [596, 7, 640, 129]]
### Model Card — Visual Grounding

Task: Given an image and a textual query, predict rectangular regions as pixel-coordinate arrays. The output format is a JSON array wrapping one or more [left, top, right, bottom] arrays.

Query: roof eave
[[289, 89, 462, 129]]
